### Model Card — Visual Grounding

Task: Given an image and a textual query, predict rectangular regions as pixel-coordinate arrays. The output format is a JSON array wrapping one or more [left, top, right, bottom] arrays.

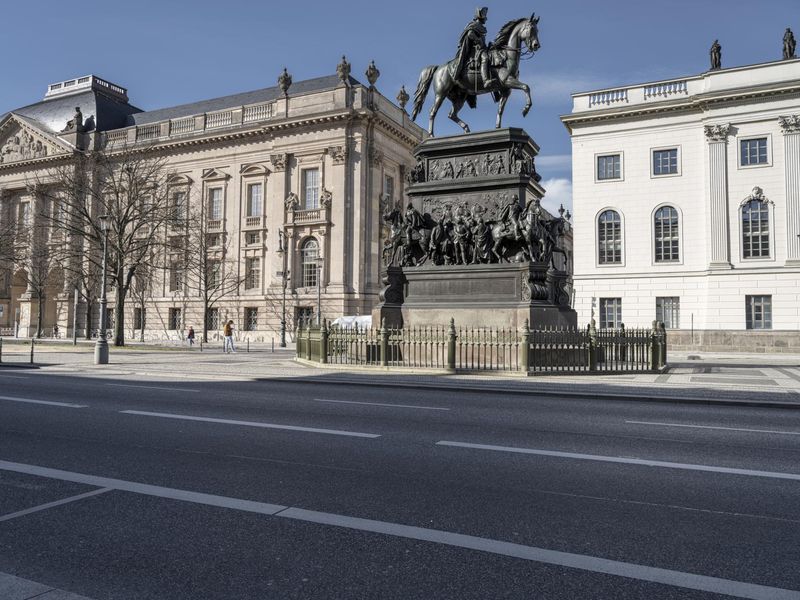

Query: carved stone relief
[[779, 115, 800, 134], [326, 145, 347, 164], [0, 127, 53, 164], [704, 123, 732, 143], [270, 153, 289, 171]]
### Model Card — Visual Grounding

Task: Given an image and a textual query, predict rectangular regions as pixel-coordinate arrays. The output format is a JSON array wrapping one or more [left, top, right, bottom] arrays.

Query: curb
[[266, 374, 800, 410]]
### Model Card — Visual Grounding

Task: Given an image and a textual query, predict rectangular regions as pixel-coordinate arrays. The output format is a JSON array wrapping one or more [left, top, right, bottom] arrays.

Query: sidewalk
[[2, 345, 799, 408], [0, 571, 95, 600]]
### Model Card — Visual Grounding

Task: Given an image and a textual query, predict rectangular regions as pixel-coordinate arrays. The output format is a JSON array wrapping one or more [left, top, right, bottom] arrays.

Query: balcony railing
[[589, 88, 628, 107], [102, 99, 277, 147], [244, 216, 262, 228], [644, 80, 688, 100], [292, 208, 322, 223], [207, 219, 223, 231]]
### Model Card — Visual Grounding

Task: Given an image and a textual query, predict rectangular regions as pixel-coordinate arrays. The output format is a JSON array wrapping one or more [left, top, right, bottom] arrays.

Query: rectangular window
[[244, 307, 258, 331], [384, 174, 395, 201], [169, 263, 184, 292], [207, 233, 221, 248], [172, 191, 187, 224], [245, 232, 260, 246], [206, 307, 220, 331], [133, 307, 145, 330], [740, 138, 768, 166], [169, 308, 182, 331], [208, 188, 223, 220], [295, 306, 314, 327], [596, 154, 621, 181], [206, 260, 221, 289], [652, 148, 678, 176], [20, 202, 31, 227], [246, 183, 263, 217], [599, 298, 622, 329], [302, 169, 320, 209], [655, 297, 680, 329], [245, 257, 260, 290], [745, 295, 772, 330]]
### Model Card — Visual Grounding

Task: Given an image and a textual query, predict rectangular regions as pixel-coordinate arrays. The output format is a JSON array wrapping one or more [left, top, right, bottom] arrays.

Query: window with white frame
[[654, 206, 680, 262], [740, 138, 768, 166], [302, 169, 320, 210], [745, 295, 772, 330], [207, 187, 223, 220], [244, 307, 258, 331], [652, 148, 678, 176], [301, 238, 319, 288], [171, 190, 187, 224], [245, 257, 260, 290], [599, 298, 622, 329], [741, 199, 770, 258], [246, 183, 262, 217], [596, 154, 621, 181], [245, 232, 260, 246], [597, 210, 622, 264], [206, 260, 221, 289], [656, 297, 680, 329]]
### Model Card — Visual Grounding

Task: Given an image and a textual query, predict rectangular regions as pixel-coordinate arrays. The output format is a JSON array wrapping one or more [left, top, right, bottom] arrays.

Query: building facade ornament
[[740, 186, 772, 206], [326, 145, 347, 164], [396, 86, 410, 112], [270, 153, 289, 171], [284, 192, 299, 211], [336, 56, 351, 86], [0, 130, 50, 164], [320, 188, 333, 209], [704, 123, 732, 142], [779, 115, 800, 134], [369, 147, 383, 167], [365, 61, 380, 88], [278, 68, 292, 97]]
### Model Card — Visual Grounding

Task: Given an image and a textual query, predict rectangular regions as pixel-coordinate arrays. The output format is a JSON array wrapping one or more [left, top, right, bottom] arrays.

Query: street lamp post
[[276, 229, 289, 348], [316, 256, 323, 326], [94, 214, 110, 365]]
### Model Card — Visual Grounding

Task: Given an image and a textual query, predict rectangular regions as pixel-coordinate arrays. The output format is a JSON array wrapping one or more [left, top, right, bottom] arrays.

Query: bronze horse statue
[[411, 15, 541, 136]]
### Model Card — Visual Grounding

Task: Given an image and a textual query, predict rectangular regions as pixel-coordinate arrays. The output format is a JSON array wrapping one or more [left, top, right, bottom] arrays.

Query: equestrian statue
[[411, 9, 541, 136]]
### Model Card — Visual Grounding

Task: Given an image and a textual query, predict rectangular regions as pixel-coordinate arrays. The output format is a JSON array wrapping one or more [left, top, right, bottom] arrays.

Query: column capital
[[704, 123, 732, 143], [779, 115, 800, 134]]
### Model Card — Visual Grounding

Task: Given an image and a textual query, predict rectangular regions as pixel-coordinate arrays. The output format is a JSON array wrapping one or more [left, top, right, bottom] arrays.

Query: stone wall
[[667, 329, 800, 353]]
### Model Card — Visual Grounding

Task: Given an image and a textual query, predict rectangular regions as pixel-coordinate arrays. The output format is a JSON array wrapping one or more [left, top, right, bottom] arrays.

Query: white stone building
[[0, 71, 424, 341], [562, 57, 800, 351]]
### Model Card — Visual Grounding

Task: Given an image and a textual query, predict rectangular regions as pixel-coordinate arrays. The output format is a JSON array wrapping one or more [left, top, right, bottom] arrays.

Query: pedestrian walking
[[187, 326, 195, 347], [223, 320, 236, 353], [52, 324, 59, 339]]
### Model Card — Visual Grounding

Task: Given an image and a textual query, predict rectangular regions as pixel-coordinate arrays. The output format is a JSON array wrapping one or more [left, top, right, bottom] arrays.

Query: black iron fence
[[297, 319, 667, 374]]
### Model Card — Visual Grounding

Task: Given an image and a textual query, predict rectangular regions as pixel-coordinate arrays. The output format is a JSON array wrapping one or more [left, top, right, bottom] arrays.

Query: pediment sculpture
[[0, 126, 54, 164]]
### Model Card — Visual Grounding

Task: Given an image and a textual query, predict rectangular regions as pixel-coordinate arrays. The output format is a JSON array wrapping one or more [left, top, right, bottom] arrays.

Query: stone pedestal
[[16, 295, 38, 337], [373, 262, 576, 330]]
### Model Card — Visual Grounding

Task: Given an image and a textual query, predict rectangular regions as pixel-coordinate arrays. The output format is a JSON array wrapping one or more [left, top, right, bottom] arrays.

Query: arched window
[[654, 206, 679, 262], [597, 210, 622, 264], [742, 199, 770, 259], [301, 238, 319, 288]]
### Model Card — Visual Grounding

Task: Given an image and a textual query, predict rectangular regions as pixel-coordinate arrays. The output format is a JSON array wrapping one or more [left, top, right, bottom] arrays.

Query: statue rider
[[498, 194, 522, 240], [453, 7, 497, 89]]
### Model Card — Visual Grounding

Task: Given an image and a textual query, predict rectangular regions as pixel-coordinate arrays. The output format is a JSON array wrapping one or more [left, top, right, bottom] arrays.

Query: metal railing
[[298, 320, 667, 374]]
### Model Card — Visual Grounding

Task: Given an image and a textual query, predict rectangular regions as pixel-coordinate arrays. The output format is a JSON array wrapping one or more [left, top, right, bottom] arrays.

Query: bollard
[[0, 337, 3, 363], [272, 338, 274, 353], [519, 319, 530, 373], [30, 338, 35, 364], [200, 340, 204, 352], [247, 339, 250, 353], [447, 318, 457, 371], [380, 319, 389, 367]]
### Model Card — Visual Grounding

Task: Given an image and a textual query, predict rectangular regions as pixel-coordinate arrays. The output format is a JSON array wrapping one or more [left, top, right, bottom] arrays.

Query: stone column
[[780, 115, 800, 265], [704, 124, 733, 269]]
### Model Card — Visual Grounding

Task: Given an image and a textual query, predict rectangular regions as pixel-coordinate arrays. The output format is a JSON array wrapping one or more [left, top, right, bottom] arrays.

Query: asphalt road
[[1, 366, 800, 599]]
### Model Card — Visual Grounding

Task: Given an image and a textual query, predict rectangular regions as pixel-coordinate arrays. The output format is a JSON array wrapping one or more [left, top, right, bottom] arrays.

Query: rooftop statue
[[710, 39, 722, 70], [411, 10, 541, 136], [784, 28, 797, 60]]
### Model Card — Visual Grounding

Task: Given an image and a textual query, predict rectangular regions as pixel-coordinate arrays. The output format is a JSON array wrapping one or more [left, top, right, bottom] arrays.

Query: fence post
[[619, 322, 626, 362], [660, 322, 667, 368], [380, 318, 389, 367], [30, 338, 35, 364], [519, 318, 530, 374], [0, 337, 3, 363], [588, 319, 597, 371], [650, 320, 659, 371], [447, 318, 456, 371], [320, 319, 329, 364], [306, 323, 312, 361]]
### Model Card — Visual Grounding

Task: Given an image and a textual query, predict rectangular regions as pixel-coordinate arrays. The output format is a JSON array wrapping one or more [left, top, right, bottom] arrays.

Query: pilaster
[[780, 115, 800, 265], [704, 124, 732, 269]]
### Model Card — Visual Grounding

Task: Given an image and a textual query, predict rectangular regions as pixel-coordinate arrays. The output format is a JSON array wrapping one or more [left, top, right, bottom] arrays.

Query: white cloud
[[540, 177, 572, 215], [536, 154, 572, 171]]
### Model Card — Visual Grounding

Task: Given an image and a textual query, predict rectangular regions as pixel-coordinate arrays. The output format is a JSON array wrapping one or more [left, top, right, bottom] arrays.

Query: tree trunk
[[203, 303, 209, 343], [140, 298, 145, 343], [84, 300, 93, 339], [113, 283, 125, 347], [36, 290, 44, 338]]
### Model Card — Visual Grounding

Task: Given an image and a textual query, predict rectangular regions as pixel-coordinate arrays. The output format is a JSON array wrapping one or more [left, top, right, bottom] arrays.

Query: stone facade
[[562, 58, 800, 351], [0, 73, 424, 340]]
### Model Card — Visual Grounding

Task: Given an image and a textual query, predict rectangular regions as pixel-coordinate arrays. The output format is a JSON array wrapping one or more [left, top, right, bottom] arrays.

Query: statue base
[[373, 262, 577, 330]]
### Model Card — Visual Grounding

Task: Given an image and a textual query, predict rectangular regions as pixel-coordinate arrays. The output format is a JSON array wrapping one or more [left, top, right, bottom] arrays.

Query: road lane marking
[[120, 410, 381, 438], [0, 488, 112, 522], [312, 398, 450, 411], [0, 395, 87, 408], [106, 383, 202, 393], [626, 420, 800, 436], [0, 459, 796, 600], [436, 441, 800, 482]]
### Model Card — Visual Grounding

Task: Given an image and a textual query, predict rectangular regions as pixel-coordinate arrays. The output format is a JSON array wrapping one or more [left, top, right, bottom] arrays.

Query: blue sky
[[2, 0, 798, 210]]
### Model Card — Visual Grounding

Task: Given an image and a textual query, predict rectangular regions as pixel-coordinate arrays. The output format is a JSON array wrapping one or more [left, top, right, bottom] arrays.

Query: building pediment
[[0, 114, 72, 167]]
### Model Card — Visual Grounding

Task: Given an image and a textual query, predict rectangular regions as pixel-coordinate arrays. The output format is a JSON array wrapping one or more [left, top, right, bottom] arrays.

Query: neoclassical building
[[0, 70, 424, 340], [563, 56, 800, 351]]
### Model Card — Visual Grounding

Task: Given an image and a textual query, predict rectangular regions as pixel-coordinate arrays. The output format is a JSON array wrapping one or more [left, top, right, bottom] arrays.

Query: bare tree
[[36, 144, 176, 346], [180, 201, 243, 343]]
